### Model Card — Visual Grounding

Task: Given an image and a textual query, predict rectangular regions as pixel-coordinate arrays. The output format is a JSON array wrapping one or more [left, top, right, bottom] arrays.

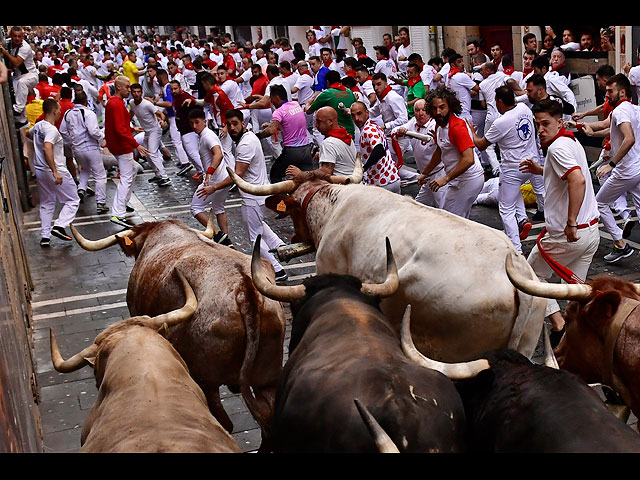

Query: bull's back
[[81, 330, 241, 453], [314, 186, 545, 361]]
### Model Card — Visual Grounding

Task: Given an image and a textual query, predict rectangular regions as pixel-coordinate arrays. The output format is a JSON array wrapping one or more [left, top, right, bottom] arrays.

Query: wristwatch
[[609, 160, 616, 168]]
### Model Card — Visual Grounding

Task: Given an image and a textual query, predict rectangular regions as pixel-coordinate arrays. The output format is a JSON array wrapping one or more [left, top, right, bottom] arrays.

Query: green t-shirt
[[308, 87, 357, 138], [405, 79, 426, 118]]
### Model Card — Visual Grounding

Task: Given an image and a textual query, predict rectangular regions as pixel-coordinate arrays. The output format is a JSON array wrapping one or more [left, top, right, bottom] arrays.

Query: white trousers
[[168, 116, 189, 166], [112, 152, 138, 218], [527, 224, 600, 317], [12, 72, 38, 121], [597, 148, 630, 218], [241, 202, 284, 272], [181, 131, 204, 174], [415, 168, 448, 208], [74, 148, 108, 204], [34, 168, 80, 238], [442, 174, 484, 219], [142, 128, 168, 179], [499, 165, 546, 253], [596, 169, 640, 241], [191, 184, 231, 216]]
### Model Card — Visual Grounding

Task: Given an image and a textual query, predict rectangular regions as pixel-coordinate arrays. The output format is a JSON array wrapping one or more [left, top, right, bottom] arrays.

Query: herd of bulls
[[50, 157, 640, 453]]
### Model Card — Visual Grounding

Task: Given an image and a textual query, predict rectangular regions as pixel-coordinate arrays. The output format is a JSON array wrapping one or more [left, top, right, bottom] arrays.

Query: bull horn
[[329, 154, 363, 185], [401, 305, 491, 380], [192, 209, 216, 239], [251, 235, 306, 301], [505, 253, 593, 301], [354, 399, 400, 453], [543, 323, 559, 369], [144, 270, 198, 329], [70, 223, 136, 251], [360, 237, 399, 298], [50, 328, 99, 373], [226, 166, 296, 196]]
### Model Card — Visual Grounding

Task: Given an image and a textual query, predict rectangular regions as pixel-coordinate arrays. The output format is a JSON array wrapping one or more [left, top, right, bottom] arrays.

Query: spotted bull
[[50, 271, 241, 453], [506, 255, 640, 428], [226, 159, 547, 363], [251, 236, 467, 453], [70, 216, 286, 448]]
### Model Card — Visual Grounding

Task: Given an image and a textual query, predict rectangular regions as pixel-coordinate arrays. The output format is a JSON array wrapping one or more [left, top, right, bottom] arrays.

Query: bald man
[[105, 75, 150, 227], [286, 106, 357, 178]]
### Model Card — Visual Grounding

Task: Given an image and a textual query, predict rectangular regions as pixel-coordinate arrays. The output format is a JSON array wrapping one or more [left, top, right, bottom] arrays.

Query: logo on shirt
[[516, 117, 533, 141]]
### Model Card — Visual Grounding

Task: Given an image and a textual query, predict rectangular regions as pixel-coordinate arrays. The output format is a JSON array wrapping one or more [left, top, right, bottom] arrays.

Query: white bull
[[227, 159, 547, 362]]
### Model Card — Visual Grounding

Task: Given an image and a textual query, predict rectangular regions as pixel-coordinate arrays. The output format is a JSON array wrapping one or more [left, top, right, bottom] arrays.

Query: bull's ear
[[582, 290, 623, 338], [265, 194, 297, 218], [157, 322, 169, 338], [84, 355, 96, 367], [116, 234, 138, 257]]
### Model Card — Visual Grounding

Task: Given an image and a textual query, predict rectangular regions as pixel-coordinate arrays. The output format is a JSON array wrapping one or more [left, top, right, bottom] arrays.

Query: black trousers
[[269, 144, 314, 183]]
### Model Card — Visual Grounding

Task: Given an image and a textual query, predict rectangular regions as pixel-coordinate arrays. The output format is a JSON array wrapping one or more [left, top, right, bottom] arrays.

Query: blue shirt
[[313, 66, 330, 92], [162, 83, 175, 117]]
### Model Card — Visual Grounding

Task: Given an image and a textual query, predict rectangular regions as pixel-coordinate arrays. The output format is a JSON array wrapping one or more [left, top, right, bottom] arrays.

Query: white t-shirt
[[199, 127, 234, 184], [318, 136, 357, 176], [543, 136, 598, 235], [128, 98, 161, 131], [479, 72, 509, 124], [294, 72, 315, 106], [484, 103, 538, 167], [436, 115, 484, 182], [11, 40, 36, 76], [448, 72, 477, 120], [609, 101, 640, 178], [220, 79, 245, 108], [629, 66, 640, 101], [233, 131, 269, 205], [393, 117, 439, 173], [31, 120, 68, 173]]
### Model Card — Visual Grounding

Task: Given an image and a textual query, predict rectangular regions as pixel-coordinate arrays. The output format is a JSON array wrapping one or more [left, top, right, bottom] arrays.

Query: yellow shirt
[[122, 60, 139, 85], [25, 99, 44, 132]]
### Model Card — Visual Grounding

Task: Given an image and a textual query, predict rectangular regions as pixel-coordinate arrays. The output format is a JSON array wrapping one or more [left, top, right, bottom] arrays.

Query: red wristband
[[206, 166, 215, 175]]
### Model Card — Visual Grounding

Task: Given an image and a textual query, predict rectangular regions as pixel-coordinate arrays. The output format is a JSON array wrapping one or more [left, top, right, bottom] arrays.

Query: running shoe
[[40, 237, 50, 248], [111, 216, 134, 228], [622, 218, 637, 239], [213, 230, 232, 246], [96, 203, 110, 214], [148, 175, 162, 183], [51, 226, 73, 241], [177, 164, 194, 176], [518, 218, 533, 240], [604, 243, 634, 263], [158, 177, 172, 187], [274, 269, 288, 282]]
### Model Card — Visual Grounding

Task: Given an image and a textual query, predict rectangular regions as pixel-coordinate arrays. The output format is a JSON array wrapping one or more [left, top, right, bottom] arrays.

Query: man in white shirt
[[206, 109, 288, 281], [469, 86, 546, 254], [291, 61, 316, 139], [446, 54, 480, 122], [519, 98, 599, 342], [59, 90, 109, 213], [374, 45, 403, 97], [590, 74, 640, 263], [129, 83, 171, 186], [0, 26, 39, 127], [396, 27, 412, 74], [531, 56, 577, 117], [27, 98, 80, 245]]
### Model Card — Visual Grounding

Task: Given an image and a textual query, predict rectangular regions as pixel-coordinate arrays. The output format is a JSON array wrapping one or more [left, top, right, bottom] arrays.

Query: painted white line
[[282, 261, 316, 271], [33, 301, 129, 321], [32, 289, 128, 309]]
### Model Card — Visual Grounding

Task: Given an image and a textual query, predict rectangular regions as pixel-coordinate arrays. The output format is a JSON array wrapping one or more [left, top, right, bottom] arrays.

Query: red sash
[[536, 229, 585, 284]]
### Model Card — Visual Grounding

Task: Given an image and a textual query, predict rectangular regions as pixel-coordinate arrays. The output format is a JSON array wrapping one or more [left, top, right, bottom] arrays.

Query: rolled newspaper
[[404, 130, 433, 143]]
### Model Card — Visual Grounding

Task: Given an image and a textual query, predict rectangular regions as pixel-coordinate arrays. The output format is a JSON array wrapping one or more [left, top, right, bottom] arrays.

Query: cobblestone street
[[23, 140, 640, 452]]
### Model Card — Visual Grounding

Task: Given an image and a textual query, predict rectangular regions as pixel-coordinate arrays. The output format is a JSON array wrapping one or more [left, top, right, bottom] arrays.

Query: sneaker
[[622, 218, 637, 239], [604, 243, 634, 263], [77, 189, 86, 201], [40, 237, 50, 248], [177, 164, 194, 176], [531, 210, 545, 222], [148, 175, 162, 183], [518, 218, 533, 240], [126, 204, 135, 213], [86, 186, 95, 196], [192, 173, 204, 180], [111, 216, 134, 228], [213, 230, 232, 246], [50, 226, 73, 241], [274, 269, 288, 282], [157, 177, 172, 187], [96, 203, 110, 214]]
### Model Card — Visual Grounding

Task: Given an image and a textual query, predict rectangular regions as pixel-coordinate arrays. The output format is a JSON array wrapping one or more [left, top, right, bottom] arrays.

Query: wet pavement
[[24, 138, 640, 452]]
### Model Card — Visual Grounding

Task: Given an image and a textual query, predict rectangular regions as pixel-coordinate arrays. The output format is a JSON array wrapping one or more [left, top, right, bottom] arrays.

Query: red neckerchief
[[611, 97, 631, 110], [493, 56, 502, 68], [377, 85, 392, 100], [543, 126, 576, 148], [551, 62, 565, 71], [71, 75, 81, 82], [503, 66, 514, 75], [407, 77, 421, 87], [326, 126, 352, 145], [402, 40, 410, 48], [329, 82, 346, 91], [282, 71, 293, 78], [324, 59, 333, 68], [448, 66, 463, 78], [301, 70, 313, 77], [357, 54, 368, 59], [308, 40, 317, 46], [523, 67, 533, 76], [351, 84, 361, 93], [312, 26, 321, 30], [346, 70, 357, 78]]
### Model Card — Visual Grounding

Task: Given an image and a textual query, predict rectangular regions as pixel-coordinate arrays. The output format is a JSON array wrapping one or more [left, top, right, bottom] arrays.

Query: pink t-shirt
[[271, 101, 309, 147]]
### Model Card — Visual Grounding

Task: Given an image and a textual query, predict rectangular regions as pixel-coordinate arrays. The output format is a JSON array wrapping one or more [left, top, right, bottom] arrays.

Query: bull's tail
[[507, 254, 546, 358], [234, 268, 272, 431]]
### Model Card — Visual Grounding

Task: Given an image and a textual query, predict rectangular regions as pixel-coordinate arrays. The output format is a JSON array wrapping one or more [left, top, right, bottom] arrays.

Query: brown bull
[[506, 254, 640, 428], [70, 215, 286, 448], [50, 271, 241, 453]]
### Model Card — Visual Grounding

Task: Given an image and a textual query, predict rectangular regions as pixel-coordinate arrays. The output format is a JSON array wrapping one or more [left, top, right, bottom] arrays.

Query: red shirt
[[203, 59, 217, 70], [204, 86, 234, 125], [56, 98, 74, 129], [105, 96, 138, 155], [35, 81, 61, 100], [223, 55, 236, 78], [47, 64, 64, 78], [250, 74, 269, 96]]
